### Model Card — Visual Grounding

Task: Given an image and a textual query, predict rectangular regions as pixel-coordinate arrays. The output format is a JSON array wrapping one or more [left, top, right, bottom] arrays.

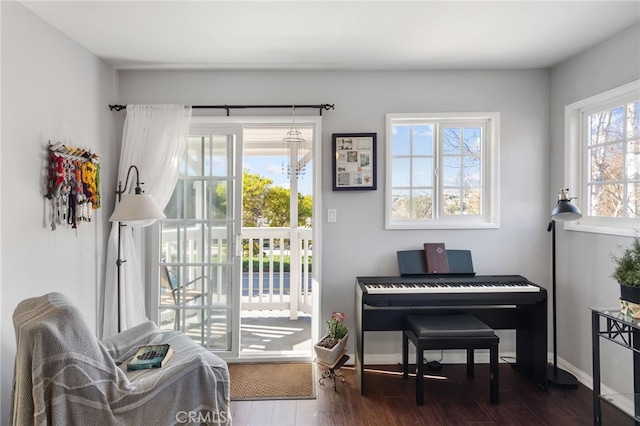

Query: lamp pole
[[547, 188, 581, 388], [110, 165, 165, 333], [114, 166, 140, 333]]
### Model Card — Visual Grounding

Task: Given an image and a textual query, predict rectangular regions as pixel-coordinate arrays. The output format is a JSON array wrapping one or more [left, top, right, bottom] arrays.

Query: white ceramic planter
[[314, 333, 348, 365]]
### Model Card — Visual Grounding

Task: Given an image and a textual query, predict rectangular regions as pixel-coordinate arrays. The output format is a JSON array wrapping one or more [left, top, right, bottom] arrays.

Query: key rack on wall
[[45, 141, 101, 230]]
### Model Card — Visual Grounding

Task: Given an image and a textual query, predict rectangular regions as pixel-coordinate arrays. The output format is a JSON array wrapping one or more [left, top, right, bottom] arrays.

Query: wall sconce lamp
[[109, 165, 165, 332], [547, 188, 582, 388]]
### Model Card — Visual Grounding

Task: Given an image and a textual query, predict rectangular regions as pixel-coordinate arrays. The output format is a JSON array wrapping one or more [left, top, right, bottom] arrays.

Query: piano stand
[[318, 353, 349, 392], [355, 275, 548, 395]]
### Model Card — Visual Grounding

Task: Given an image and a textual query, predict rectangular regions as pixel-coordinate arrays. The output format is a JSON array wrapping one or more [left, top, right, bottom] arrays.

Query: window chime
[[282, 105, 308, 179]]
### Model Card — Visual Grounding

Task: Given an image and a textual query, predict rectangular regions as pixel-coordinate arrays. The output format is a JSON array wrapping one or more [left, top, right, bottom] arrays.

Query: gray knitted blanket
[[12, 292, 230, 425]]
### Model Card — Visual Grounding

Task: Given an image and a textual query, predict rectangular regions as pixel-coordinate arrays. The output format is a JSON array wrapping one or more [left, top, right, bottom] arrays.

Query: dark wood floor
[[230, 363, 633, 426]]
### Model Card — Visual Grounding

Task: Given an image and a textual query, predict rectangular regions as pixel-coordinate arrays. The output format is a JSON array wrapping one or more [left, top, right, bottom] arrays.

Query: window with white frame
[[564, 80, 640, 236], [385, 113, 500, 229]]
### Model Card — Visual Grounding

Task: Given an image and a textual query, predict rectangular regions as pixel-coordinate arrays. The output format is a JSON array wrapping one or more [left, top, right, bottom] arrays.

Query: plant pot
[[620, 283, 640, 304], [620, 284, 640, 318], [314, 333, 348, 365]]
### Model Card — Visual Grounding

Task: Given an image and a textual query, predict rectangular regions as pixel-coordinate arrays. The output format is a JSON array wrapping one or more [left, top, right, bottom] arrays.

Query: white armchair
[[11, 292, 230, 425]]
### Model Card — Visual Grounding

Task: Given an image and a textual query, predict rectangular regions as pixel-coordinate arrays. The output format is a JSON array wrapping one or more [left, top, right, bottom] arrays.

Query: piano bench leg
[[467, 349, 475, 378], [490, 342, 499, 404], [402, 331, 409, 380], [416, 344, 425, 405]]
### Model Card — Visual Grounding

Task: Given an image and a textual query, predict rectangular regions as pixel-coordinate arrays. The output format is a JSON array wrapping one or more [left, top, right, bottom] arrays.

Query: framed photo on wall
[[332, 133, 377, 191]]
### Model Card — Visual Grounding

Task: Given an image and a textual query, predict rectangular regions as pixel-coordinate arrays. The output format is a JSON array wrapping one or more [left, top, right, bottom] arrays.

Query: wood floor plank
[[245, 400, 275, 426], [295, 398, 320, 426], [229, 363, 635, 425], [270, 399, 298, 426], [229, 400, 251, 426]]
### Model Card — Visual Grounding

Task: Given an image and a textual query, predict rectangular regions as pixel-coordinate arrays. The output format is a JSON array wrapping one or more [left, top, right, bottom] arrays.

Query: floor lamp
[[109, 165, 166, 332], [547, 188, 582, 388]]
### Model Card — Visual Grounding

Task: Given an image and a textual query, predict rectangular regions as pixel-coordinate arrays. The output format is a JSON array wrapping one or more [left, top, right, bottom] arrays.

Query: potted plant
[[611, 238, 640, 317], [314, 311, 348, 365]]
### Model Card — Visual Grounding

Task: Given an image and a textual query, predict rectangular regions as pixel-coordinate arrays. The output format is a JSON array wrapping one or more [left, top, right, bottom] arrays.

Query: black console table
[[591, 308, 640, 425]]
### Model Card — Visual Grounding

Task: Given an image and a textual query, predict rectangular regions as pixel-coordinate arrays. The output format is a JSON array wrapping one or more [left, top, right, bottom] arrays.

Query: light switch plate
[[328, 209, 337, 223]]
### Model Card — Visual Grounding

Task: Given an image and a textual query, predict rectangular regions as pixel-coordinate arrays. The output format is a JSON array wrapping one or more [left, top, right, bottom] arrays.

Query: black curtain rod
[[108, 104, 335, 116]]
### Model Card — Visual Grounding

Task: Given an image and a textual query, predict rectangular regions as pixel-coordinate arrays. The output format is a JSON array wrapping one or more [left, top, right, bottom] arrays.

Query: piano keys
[[354, 275, 548, 394], [361, 276, 541, 295]]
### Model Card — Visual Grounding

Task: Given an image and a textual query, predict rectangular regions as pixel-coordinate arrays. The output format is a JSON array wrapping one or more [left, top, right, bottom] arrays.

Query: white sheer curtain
[[103, 105, 192, 338]]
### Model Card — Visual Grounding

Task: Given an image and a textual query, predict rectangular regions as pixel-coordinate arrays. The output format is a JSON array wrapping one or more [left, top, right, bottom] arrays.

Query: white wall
[[0, 1, 118, 420], [549, 23, 640, 393], [117, 68, 552, 361]]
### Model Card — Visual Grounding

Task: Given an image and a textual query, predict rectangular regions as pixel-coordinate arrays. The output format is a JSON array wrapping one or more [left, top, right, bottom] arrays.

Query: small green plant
[[316, 312, 348, 349], [326, 318, 348, 340], [611, 238, 640, 287]]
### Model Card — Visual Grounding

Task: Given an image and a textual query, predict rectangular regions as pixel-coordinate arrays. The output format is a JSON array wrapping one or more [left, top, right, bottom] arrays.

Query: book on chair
[[127, 344, 174, 371]]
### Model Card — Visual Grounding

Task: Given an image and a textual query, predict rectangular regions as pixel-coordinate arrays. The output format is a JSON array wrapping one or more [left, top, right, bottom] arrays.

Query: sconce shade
[[551, 200, 582, 222], [109, 194, 166, 227]]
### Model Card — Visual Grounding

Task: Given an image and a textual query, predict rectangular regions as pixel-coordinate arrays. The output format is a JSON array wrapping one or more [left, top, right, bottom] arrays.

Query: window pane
[[203, 309, 230, 350], [412, 189, 432, 219], [589, 106, 625, 145], [209, 264, 230, 305], [160, 223, 179, 263], [184, 180, 207, 220], [176, 265, 207, 302], [463, 157, 481, 186], [210, 135, 228, 176], [443, 189, 461, 215], [392, 158, 411, 187], [392, 125, 411, 156], [589, 183, 623, 217], [627, 182, 639, 218], [443, 128, 461, 154], [209, 179, 228, 220], [462, 188, 481, 215], [180, 223, 206, 263], [627, 101, 640, 139], [391, 189, 410, 219], [412, 157, 432, 187], [589, 143, 624, 183], [627, 140, 640, 180], [209, 226, 229, 263], [164, 182, 183, 219], [413, 125, 434, 155], [464, 128, 482, 155], [443, 157, 461, 186], [627, 182, 640, 218], [186, 137, 204, 176]]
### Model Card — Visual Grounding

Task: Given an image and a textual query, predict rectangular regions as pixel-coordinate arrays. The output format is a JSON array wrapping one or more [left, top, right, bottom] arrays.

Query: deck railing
[[159, 226, 313, 330], [242, 227, 313, 320]]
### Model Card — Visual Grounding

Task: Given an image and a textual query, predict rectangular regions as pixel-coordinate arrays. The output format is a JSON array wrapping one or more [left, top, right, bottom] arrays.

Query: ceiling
[[19, 1, 640, 71]]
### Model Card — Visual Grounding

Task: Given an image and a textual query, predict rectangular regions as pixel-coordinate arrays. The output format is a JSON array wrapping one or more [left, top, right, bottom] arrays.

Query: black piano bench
[[402, 313, 500, 406]]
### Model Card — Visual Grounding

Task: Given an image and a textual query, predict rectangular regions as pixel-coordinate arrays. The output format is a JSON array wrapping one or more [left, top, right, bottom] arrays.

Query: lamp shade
[[551, 200, 582, 222], [109, 193, 166, 227]]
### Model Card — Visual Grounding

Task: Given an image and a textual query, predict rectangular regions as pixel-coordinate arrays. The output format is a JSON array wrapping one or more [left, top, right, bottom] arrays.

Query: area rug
[[228, 362, 316, 400]]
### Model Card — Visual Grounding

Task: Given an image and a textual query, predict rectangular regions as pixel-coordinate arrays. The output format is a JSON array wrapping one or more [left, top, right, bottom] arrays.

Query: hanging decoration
[[45, 141, 101, 230], [282, 105, 309, 180]]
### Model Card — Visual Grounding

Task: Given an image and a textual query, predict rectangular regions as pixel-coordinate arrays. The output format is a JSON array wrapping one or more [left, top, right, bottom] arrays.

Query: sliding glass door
[[148, 116, 322, 359], [156, 124, 242, 355]]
